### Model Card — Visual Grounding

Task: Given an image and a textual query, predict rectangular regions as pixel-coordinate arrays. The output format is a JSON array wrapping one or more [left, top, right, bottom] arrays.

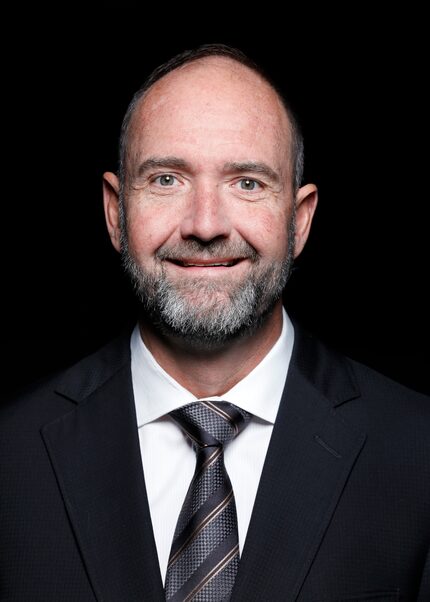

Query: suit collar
[[291, 321, 361, 407], [54, 320, 360, 409], [54, 327, 133, 404]]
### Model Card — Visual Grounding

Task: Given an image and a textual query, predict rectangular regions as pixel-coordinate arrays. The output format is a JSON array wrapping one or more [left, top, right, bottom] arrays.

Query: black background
[[2, 7, 429, 398]]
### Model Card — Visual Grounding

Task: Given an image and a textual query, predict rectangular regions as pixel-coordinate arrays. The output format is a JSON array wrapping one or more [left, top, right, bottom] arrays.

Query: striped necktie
[[165, 400, 251, 602]]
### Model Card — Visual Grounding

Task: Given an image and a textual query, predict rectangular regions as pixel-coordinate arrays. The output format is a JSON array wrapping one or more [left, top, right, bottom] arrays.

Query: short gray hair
[[118, 43, 304, 194]]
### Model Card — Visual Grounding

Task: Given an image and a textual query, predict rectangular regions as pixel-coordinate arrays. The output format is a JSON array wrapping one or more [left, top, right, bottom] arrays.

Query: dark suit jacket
[[1, 326, 429, 601]]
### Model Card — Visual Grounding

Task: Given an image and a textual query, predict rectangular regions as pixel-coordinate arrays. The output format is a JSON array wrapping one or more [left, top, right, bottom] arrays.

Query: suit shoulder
[[292, 324, 429, 424], [346, 354, 430, 410], [0, 371, 69, 430], [338, 353, 430, 442], [0, 330, 132, 434]]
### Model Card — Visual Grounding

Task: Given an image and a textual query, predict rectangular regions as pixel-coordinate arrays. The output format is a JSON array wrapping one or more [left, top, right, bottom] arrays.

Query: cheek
[[237, 206, 290, 259], [125, 203, 177, 256]]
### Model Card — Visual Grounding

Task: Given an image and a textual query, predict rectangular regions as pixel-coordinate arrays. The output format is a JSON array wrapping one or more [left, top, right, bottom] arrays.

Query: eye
[[236, 178, 262, 191], [153, 174, 178, 186]]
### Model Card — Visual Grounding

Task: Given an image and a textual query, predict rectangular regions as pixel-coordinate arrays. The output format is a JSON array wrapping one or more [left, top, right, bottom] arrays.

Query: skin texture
[[103, 57, 318, 397]]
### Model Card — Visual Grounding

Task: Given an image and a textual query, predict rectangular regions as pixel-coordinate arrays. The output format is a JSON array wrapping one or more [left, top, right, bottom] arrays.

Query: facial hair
[[119, 207, 296, 349]]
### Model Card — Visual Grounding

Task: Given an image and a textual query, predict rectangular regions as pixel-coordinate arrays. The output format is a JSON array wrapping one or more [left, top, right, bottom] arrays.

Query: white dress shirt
[[130, 308, 294, 583]]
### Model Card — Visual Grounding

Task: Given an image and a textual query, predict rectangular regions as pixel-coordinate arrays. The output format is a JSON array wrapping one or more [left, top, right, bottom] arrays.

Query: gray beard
[[120, 213, 296, 350]]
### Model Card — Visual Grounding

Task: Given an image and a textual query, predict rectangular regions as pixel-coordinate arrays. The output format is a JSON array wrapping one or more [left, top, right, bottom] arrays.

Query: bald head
[[124, 57, 293, 192], [118, 45, 304, 193]]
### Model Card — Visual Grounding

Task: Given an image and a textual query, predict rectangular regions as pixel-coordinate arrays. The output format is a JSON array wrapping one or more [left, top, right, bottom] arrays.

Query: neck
[[139, 301, 284, 398]]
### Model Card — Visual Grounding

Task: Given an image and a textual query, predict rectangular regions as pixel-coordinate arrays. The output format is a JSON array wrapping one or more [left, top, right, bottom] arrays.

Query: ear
[[294, 183, 318, 259], [103, 172, 121, 253]]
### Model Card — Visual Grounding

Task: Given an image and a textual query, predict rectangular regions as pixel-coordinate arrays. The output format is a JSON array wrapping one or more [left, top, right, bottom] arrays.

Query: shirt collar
[[131, 308, 294, 427]]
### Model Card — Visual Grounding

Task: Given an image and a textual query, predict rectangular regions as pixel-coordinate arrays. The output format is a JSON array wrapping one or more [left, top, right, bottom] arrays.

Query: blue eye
[[155, 174, 177, 186], [239, 178, 260, 191]]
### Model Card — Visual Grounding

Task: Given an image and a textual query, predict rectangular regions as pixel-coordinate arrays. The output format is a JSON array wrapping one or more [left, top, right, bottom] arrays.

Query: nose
[[179, 181, 231, 242]]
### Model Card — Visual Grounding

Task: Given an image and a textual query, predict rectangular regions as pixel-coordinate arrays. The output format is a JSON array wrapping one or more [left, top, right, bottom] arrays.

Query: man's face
[[105, 58, 316, 347]]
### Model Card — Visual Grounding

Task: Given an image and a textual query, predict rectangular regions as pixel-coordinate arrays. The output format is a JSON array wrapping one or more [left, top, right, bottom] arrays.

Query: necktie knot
[[170, 400, 251, 450]]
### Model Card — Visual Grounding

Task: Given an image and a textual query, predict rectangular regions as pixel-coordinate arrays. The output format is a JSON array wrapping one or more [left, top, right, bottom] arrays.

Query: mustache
[[156, 239, 259, 262]]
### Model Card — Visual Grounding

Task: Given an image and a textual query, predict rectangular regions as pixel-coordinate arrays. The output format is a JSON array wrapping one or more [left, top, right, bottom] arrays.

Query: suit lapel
[[41, 335, 164, 602], [232, 327, 367, 602]]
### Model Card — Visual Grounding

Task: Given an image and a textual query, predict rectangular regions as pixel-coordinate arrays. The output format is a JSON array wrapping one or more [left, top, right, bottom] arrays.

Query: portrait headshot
[[1, 20, 429, 602]]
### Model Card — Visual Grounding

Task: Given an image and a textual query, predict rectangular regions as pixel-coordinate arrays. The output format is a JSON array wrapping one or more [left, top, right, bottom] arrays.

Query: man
[[1, 44, 429, 601]]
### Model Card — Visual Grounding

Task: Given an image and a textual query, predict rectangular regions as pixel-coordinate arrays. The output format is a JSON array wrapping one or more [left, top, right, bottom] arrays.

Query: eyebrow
[[137, 156, 191, 178], [136, 156, 281, 185], [223, 161, 281, 185]]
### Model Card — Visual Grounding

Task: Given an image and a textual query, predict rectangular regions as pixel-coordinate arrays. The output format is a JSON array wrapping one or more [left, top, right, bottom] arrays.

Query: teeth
[[183, 262, 233, 267]]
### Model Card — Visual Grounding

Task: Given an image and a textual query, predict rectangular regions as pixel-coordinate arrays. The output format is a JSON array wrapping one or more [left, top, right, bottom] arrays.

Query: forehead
[[127, 57, 292, 172]]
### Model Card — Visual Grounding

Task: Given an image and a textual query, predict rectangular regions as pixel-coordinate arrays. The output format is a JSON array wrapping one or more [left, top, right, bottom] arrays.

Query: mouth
[[166, 257, 246, 268]]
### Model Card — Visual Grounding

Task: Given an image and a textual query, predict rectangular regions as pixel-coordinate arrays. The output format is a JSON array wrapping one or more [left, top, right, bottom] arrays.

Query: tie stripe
[[173, 452, 225, 539], [165, 401, 251, 601], [168, 489, 234, 566], [168, 534, 239, 602], [181, 541, 239, 602], [200, 401, 239, 434]]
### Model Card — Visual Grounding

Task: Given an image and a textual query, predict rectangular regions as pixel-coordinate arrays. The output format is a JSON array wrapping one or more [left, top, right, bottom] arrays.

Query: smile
[[167, 258, 245, 268]]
